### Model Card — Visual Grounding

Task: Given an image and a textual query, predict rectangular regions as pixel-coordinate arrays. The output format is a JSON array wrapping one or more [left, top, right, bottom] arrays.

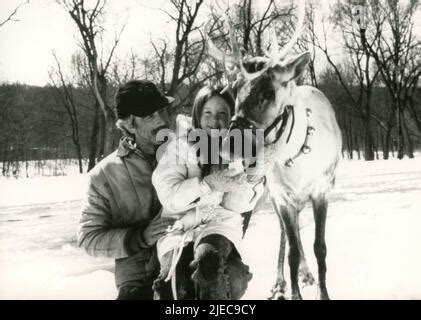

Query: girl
[[151, 85, 265, 299]]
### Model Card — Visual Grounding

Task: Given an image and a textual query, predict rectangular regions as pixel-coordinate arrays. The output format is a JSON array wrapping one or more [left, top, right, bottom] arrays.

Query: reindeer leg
[[268, 200, 287, 300], [296, 220, 316, 287], [312, 196, 330, 300], [280, 204, 302, 300]]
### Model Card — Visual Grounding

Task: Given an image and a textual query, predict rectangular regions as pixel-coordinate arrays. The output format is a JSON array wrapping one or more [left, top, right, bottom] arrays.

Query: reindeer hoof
[[268, 281, 287, 300], [317, 288, 330, 300], [291, 292, 303, 300]]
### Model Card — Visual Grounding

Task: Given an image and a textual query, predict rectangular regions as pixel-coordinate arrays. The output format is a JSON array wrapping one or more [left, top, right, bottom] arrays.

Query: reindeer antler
[[276, 0, 306, 61], [206, 0, 306, 81], [206, 0, 242, 66]]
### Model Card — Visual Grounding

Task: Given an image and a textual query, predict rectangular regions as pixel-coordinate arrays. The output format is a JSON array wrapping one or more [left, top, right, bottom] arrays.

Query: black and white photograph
[[0, 0, 420, 301]]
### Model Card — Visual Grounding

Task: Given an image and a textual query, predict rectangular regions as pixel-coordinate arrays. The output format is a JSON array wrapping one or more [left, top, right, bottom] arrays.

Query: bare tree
[[49, 52, 84, 173], [209, 0, 293, 56], [0, 0, 29, 28], [308, 1, 388, 160], [70, 52, 100, 171], [164, 0, 207, 96], [58, 0, 126, 160], [359, 0, 420, 159], [147, 0, 226, 110], [330, 0, 388, 160], [294, 0, 319, 87], [406, 53, 421, 132], [111, 51, 140, 86], [151, 38, 171, 92]]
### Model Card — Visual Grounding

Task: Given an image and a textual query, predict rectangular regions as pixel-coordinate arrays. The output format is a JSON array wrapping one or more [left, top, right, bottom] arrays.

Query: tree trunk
[[347, 116, 354, 159], [104, 111, 118, 156], [363, 115, 375, 161], [75, 142, 83, 174], [25, 150, 29, 178], [380, 128, 385, 160], [344, 118, 354, 160], [255, 32, 263, 56], [408, 95, 421, 133], [401, 110, 414, 159], [72, 102, 83, 173], [383, 111, 395, 160], [2, 147, 7, 176], [355, 135, 361, 160], [384, 132, 391, 159], [242, 0, 252, 52], [391, 138, 395, 158], [6, 148, 11, 176], [98, 113, 105, 160], [397, 107, 405, 160], [169, 44, 183, 95], [341, 118, 350, 159], [88, 102, 100, 172]]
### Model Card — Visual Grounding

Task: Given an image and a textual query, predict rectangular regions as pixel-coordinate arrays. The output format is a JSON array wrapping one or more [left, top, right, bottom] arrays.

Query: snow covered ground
[[0, 156, 420, 300]]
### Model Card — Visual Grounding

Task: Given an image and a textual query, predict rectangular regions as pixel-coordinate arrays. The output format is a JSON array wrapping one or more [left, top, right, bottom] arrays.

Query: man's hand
[[142, 217, 177, 247]]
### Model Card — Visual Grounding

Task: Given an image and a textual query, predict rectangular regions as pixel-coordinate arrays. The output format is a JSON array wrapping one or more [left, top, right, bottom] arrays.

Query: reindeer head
[[233, 52, 310, 134], [206, 0, 309, 166]]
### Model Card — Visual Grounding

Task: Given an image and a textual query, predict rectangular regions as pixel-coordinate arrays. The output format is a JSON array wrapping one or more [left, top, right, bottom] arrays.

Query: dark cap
[[115, 80, 174, 119]]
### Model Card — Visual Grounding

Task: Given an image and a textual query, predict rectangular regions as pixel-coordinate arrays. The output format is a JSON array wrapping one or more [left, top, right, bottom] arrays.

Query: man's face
[[134, 108, 170, 147]]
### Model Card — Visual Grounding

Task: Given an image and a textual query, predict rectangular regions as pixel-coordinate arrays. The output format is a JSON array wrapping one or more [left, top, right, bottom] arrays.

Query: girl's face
[[200, 96, 231, 136]]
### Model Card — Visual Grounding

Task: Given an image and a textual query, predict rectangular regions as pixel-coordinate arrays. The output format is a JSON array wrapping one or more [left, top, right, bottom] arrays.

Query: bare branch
[[0, 0, 29, 28], [103, 20, 127, 73]]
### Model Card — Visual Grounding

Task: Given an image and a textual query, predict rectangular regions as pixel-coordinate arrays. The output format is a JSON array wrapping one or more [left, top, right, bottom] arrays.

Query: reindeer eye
[[226, 63, 237, 72], [281, 81, 289, 87]]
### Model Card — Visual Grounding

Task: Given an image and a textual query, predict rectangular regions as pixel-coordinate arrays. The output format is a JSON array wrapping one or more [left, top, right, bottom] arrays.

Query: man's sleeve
[[77, 170, 147, 259]]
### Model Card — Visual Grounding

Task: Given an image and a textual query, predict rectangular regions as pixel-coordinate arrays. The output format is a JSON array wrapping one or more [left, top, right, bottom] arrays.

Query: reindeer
[[206, 0, 342, 300]]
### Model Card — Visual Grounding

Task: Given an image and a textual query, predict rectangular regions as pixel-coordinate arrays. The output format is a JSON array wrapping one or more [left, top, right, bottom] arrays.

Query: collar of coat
[[117, 136, 136, 158], [117, 136, 158, 169]]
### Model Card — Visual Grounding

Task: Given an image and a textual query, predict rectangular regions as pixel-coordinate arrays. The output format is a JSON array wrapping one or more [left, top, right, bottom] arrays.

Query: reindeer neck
[[263, 95, 313, 170]]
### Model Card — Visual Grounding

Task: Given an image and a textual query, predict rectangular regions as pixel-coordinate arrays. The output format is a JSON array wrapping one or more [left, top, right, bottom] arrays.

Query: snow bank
[[0, 174, 88, 207], [0, 249, 116, 300]]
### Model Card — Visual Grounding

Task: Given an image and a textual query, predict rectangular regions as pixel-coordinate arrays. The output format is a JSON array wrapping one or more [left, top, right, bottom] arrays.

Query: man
[[77, 80, 176, 300]]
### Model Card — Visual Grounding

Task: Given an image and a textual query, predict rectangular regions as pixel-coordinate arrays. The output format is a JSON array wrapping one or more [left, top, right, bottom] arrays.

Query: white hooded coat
[[151, 116, 265, 261]]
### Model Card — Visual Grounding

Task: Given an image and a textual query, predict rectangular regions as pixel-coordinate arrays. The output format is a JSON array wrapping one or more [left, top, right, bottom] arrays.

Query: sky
[[0, 0, 177, 85], [0, 0, 333, 86], [0, 0, 419, 86]]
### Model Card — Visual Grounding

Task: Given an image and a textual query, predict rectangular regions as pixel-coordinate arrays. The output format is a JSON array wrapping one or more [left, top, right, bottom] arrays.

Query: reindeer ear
[[285, 51, 311, 82], [270, 52, 311, 86]]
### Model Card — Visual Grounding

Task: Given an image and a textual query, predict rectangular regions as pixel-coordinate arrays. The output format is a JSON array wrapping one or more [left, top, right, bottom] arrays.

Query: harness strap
[[285, 106, 295, 143], [284, 107, 314, 167], [264, 105, 293, 145], [165, 205, 203, 300], [264, 112, 284, 138]]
